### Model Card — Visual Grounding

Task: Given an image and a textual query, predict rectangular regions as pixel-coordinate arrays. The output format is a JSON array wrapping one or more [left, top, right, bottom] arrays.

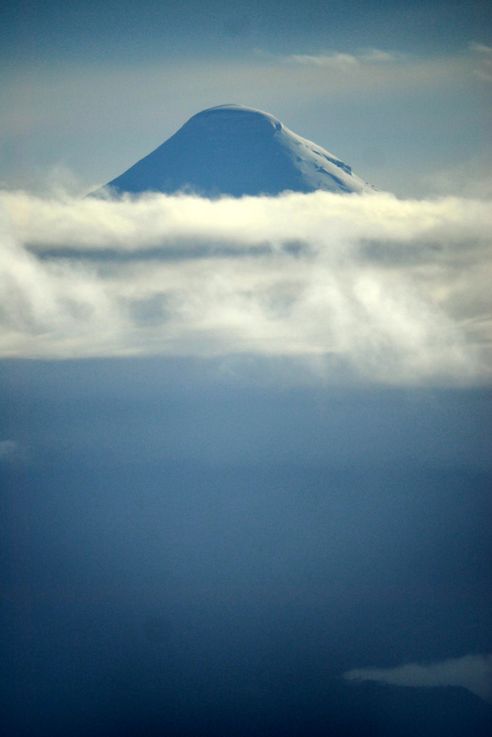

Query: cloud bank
[[1, 189, 491, 384], [344, 653, 492, 704]]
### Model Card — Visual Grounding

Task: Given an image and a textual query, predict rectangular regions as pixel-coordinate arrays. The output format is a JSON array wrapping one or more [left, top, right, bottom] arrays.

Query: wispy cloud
[[285, 49, 397, 68], [470, 42, 492, 55], [470, 41, 492, 81], [344, 653, 492, 703], [262, 43, 488, 91], [1, 190, 491, 384], [0, 439, 21, 462]]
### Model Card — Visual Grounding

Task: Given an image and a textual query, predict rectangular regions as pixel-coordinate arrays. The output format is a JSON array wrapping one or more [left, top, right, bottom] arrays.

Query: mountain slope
[[103, 104, 371, 197]]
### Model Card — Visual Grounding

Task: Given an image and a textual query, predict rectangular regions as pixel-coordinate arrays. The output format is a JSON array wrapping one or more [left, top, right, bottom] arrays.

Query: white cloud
[[285, 49, 396, 68], [0, 439, 20, 462], [470, 42, 492, 55], [1, 190, 491, 384], [265, 44, 491, 96], [470, 41, 492, 82], [361, 49, 396, 63], [344, 653, 492, 703], [286, 52, 361, 69]]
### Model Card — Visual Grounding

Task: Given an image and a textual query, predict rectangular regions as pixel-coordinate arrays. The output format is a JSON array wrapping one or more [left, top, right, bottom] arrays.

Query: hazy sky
[[1, 1, 491, 195]]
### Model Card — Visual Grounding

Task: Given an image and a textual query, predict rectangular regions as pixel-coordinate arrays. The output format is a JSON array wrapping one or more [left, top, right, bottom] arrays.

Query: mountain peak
[[189, 103, 282, 126], [103, 104, 371, 197]]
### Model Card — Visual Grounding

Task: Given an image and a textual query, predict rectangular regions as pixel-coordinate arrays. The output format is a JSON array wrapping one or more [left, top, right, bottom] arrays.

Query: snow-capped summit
[[103, 104, 371, 197]]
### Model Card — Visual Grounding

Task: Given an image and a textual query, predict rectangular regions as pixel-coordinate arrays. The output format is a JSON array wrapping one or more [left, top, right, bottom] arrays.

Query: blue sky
[[1, 1, 491, 195], [2, 1, 490, 60]]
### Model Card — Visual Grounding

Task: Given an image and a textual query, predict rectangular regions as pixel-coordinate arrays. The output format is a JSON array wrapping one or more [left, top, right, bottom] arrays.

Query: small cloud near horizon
[[344, 653, 492, 704], [0, 440, 21, 462], [470, 41, 492, 82], [284, 48, 397, 68]]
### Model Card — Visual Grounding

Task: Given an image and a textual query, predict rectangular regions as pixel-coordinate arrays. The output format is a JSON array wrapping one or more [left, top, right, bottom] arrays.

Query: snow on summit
[[104, 104, 371, 197]]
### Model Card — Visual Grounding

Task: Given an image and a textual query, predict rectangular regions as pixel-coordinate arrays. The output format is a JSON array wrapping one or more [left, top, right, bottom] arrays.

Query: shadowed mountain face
[[104, 104, 370, 197]]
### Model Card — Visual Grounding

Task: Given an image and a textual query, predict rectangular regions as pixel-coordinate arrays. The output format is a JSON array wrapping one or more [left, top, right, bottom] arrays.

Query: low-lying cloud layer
[[344, 653, 492, 703], [1, 190, 491, 384]]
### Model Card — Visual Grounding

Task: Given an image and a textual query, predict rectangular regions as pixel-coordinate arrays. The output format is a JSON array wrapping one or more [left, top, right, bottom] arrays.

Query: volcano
[[103, 104, 371, 197]]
